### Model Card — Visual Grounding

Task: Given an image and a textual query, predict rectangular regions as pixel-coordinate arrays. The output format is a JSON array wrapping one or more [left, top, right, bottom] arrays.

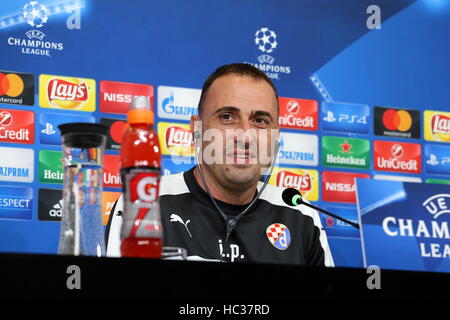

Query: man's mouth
[[226, 151, 256, 165]]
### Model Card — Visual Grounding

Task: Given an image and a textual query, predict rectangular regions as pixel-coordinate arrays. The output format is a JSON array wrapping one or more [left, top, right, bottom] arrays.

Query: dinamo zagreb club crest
[[266, 223, 291, 250]]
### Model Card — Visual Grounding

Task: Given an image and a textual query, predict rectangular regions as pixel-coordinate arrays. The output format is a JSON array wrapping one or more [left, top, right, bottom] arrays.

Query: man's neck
[[193, 166, 256, 205]]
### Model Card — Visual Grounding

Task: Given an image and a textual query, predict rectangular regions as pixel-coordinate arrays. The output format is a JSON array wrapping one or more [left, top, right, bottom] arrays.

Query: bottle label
[[121, 168, 162, 239], [129, 171, 159, 204]]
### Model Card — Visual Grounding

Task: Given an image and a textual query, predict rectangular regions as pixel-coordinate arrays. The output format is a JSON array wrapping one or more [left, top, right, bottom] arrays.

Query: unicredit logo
[[165, 126, 193, 147], [377, 157, 418, 171], [432, 114, 450, 135], [47, 79, 88, 101], [279, 114, 314, 128], [287, 100, 299, 115], [391, 144, 403, 158], [0, 109, 34, 144], [278, 97, 317, 131], [0, 111, 12, 126], [374, 141, 421, 174], [103, 155, 121, 188], [104, 171, 121, 187], [276, 170, 311, 191]]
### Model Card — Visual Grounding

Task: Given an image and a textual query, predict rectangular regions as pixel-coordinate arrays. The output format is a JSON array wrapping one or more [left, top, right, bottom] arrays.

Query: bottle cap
[[127, 96, 154, 125], [58, 123, 108, 148]]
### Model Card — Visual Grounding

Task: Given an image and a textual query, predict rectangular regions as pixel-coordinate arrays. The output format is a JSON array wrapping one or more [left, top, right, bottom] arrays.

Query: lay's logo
[[432, 114, 450, 134], [276, 170, 312, 191], [48, 79, 88, 101], [166, 126, 193, 148], [269, 167, 318, 201], [425, 110, 450, 143], [158, 122, 193, 157], [39, 74, 96, 112]]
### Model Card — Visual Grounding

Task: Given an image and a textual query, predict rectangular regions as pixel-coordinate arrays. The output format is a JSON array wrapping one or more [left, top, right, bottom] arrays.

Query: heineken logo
[[38, 150, 64, 184], [340, 140, 352, 153], [322, 136, 370, 169]]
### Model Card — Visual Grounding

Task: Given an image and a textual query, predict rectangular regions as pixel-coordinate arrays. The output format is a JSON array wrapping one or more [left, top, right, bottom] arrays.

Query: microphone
[[282, 188, 360, 230]]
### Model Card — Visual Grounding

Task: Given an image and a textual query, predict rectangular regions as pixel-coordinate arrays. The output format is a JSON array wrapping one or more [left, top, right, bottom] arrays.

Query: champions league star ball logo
[[255, 27, 277, 53], [23, 1, 49, 28], [249, 27, 291, 80]]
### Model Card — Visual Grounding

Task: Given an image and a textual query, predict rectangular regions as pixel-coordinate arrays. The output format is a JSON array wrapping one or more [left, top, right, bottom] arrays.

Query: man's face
[[191, 74, 279, 192]]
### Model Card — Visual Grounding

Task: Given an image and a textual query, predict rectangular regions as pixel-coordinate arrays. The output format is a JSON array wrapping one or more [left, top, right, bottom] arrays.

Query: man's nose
[[234, 122, 257, 147]]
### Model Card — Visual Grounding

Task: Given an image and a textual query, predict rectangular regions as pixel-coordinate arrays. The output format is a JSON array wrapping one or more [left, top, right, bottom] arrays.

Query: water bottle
[[58, 123, 108, 257]]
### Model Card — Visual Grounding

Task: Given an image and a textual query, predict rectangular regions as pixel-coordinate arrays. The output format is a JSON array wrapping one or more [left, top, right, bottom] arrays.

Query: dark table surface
[[0, 252, 448, 304]]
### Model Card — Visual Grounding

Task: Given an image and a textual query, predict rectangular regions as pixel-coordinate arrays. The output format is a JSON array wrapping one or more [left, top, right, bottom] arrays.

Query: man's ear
[[190, 115, 201, 134], [191, 115, 202, 144]]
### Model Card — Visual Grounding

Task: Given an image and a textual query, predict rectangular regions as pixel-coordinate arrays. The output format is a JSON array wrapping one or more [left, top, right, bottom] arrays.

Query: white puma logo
[[170, 213, 192, 238]]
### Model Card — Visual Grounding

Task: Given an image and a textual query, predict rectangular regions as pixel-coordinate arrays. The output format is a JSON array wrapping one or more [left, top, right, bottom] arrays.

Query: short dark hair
[[197, 63, 278, 116]]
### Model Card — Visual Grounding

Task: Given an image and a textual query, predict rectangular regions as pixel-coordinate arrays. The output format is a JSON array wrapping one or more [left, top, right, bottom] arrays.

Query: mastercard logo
[[382, 109, 412, 132], [0, 73, 25, 97], [110, 120, 127, 144]]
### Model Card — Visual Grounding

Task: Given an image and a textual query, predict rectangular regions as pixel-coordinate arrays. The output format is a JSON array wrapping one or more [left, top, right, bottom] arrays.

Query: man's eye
[[219, 113, 234, 121], [253, 118, 269, 124]]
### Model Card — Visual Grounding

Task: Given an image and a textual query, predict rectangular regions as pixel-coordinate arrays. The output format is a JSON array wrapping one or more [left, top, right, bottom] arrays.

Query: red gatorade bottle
[[120, 96, 163, 258]]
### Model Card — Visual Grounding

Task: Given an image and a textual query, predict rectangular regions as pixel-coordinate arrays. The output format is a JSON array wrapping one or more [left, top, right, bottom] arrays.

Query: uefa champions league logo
[[423, 194, 450, 219], [254, 27, 277, 53], [7, 0, 83, 57], [248, 27, 291, 80], [23, 1, 49, 28]]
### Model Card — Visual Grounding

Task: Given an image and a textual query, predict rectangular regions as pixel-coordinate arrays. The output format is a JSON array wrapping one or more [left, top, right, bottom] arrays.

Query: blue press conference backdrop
[[0, 0, 449, 269], [357, 179, 450, 273]]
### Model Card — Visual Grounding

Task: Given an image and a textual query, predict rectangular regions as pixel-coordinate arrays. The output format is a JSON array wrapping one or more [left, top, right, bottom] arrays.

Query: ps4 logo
[[323, 111, 367, 124], [321, 102, 370, 134], [426, 154, 450, 166], [424, 145, 450, 175], [41, 122, 56, 135]]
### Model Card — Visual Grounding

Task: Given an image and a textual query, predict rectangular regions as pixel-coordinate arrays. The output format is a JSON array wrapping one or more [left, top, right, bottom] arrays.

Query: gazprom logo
[[277, 132, 318, 166], [162, 91, 175, 113], [161, 91, 197, 116], [157, 86, 201, 121]]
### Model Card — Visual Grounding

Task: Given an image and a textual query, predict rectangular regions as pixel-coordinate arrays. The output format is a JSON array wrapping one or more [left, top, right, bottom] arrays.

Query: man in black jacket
[[106, 63, 334, 266]]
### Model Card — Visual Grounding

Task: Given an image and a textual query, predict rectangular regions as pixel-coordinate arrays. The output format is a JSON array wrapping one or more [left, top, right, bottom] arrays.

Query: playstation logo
[[323, 111, 336, 123], [41, 122, 56, 135], [426, 154, 439, 166]]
